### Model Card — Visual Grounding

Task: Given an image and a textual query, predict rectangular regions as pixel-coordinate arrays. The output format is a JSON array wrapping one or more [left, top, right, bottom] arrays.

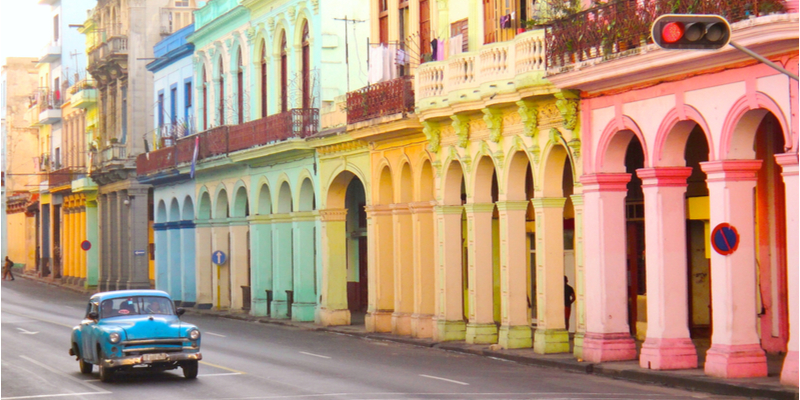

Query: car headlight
[[109, 332, 121, 344], [188, 329, 200, 340]]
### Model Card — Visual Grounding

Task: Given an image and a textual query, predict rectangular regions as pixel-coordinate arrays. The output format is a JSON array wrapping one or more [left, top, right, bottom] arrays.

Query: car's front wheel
[[97, 350, 114, 382], [182, 360, 198, 379], [79, 357, 93, 374]]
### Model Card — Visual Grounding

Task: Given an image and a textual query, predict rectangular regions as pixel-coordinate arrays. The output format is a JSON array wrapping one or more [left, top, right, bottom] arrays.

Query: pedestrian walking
[[3, 256, 16, 281], [564, 276, 575, 330]]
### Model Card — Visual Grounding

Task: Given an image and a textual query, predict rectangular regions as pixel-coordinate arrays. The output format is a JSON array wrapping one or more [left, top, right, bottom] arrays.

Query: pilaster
[[409, 201, 436, 339], [433, 205, 467, 342], [776, 153, 798, 387], [391, 203, 413, 336], [496, 200, 532, 349], [317, 209, 351, 326], [569, 194, 586, 359], [365, 205, 394, 333], [464, 202, 497, 344]]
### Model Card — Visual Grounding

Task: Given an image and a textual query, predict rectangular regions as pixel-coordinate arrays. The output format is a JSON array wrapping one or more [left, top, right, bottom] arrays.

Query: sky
[[0, 0, 51, 66]]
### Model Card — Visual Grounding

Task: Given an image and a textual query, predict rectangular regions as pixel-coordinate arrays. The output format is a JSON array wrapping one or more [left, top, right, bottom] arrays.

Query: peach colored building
[[547, 4, 797, 385]]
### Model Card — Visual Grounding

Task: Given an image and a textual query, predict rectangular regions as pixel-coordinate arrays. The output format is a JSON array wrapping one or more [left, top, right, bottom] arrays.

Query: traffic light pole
[[729, 42, 799, 81]]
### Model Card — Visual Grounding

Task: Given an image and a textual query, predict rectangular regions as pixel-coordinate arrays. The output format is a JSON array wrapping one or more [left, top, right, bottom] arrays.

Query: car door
[[80, 302, 98, 363]]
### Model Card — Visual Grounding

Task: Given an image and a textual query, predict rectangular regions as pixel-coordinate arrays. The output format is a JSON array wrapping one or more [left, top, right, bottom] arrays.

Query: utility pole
[[334, 16, 365, 93]]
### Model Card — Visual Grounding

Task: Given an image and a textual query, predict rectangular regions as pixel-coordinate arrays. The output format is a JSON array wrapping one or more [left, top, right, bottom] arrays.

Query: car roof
[[90, 290, 171, 303]]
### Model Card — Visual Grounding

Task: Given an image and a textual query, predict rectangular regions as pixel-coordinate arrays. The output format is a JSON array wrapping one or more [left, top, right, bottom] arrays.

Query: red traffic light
[[652, 14, 731, 50]]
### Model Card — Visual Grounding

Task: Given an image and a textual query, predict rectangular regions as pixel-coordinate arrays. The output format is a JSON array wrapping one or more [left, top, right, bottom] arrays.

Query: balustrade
[[346, 76, 414, 124]]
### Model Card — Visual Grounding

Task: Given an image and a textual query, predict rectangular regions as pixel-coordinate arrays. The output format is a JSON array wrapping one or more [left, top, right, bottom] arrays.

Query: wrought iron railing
[[49, 167, 73, 188], [346, 76, 415, 124], [69, 78, 97, 95], [545, 0, 787, 68]]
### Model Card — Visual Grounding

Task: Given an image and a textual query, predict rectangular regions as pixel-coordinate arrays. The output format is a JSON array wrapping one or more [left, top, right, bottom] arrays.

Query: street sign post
[[212, 250, 227, 266]]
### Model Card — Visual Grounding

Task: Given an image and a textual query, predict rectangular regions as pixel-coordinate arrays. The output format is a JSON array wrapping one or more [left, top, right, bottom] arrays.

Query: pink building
[[547, 2, 798, 386]]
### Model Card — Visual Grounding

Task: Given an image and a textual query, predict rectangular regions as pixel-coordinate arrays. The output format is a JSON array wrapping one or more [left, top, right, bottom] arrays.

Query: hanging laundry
[[436, 38, 445, 61], [449, 34, 463, 56], [396, 48, 408, 65], [430, 39, 438, 61], [500, 14, 511, 29], [368, 45, 384, 84]]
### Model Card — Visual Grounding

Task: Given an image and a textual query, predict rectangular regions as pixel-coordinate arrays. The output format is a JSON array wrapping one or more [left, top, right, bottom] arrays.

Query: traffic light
[[651, 14, 731, 50]]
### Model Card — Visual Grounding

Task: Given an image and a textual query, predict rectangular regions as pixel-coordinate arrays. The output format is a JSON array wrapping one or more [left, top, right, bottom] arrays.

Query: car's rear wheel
[[97, 349, 114, 382], [182, 360, 198, 379]]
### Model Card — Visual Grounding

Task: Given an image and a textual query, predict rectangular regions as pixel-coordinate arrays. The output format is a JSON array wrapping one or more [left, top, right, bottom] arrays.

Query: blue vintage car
[[69, 290, 202, 382]]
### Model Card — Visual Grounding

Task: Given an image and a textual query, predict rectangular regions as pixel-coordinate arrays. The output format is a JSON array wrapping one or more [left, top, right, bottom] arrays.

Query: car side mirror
[[88, 311, 99, 320], [176, 308, 186, 317]]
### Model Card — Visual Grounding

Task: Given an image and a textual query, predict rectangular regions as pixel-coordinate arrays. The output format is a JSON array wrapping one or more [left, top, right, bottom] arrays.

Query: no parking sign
[[711, 223, 739, 256]]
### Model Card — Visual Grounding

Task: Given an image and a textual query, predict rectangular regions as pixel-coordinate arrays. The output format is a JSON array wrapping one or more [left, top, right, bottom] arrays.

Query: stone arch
[[326, 166, 369, 209], [653, 106, 714, 167], [539, 143, 572, 198], [232, 183, 249, 218], [182, 195, 195, 221], [442, 158, 466, 206], [504, 150, 534, 201], [418, 157, 435, 202], [378, 164, 394, 205], [277, 180, 293, 214], [255, 177, 272, 215], [156, 199, 168, 223], [398, 161, 413, 203], [596, 116, 649, 173], [721, 93, 792, 159], [197, 187, 212, 220], [471, 155, 498, 203], [213, 185, 229, 219], [297, 177, 315, 211], [169, 198, 181, 222]]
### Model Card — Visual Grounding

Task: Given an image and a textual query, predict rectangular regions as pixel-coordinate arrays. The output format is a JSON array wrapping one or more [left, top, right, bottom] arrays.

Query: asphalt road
[[1, 278, 747, 400]]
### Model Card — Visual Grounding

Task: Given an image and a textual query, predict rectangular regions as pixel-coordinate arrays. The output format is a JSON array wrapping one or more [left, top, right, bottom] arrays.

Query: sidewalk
[[17, 272, 798, 400]]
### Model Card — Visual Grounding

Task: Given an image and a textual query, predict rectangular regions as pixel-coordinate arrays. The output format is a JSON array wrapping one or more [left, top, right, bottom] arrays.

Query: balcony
[[34, 88, 62, 125], [69, 79, 97, 109], [39, 42, 61, 64], [49, 167, 74, 189], [416, 29, 547, 110], [227, 108, 319, 153], [100, 143, 128, 163], [346, 76, 415, 125], [88, 33, 128, 73], [160, 7, 195, 36], [545, 0, 787, 70], [136, 146, 176, 176]]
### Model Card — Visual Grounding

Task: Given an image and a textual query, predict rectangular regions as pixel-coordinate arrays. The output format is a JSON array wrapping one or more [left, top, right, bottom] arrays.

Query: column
[[317, 209, 350, 326], [291, 211, 318, 322], [531, 197, 569, 354], [169, 221, 183, 300], [115, 191, 127, 290], [580, 174, 637, 362], [497, 200, 532, 349], [700, 160, 767, 378], [272, 214, 293, 317], [195, 221, 214, 309], [229, 217, 249, 312], [433, 205, 466, 341], [65, 207, 73, 283], [410, 201, 435, 339], [637, 167, 698, 370], [107, 192, 119, 290], [126, 188, 150, 289], [180, 220, 197, 307], [154, 222, 169, 292], [391, 204, 413, 335], [366, 205, 394, 333], [211, 220, 231, 309], [98, 194, 109, 291], [249, 215, 273, 317], [570, 194, 587, 358], [86, 197, 98, 289], [79, 201, 87, 287], [464, 203, 497, 344], [776, 153, 798, 386]]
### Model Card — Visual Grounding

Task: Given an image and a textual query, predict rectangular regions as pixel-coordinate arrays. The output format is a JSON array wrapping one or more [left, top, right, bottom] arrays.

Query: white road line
[[19, 356, 110, 394], [197, 372, 244, 377], [205, 331, 227, 337], [419, 374, 470, 386], [1, 392, 110, 400], [299, 351, 331, 359]]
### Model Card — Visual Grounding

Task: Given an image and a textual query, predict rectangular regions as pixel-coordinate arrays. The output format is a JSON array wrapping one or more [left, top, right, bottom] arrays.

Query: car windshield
[[100, 296, 174, 319]]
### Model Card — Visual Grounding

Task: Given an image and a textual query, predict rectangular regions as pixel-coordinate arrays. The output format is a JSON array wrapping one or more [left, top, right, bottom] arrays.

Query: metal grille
[[346, 76, 414, 125]]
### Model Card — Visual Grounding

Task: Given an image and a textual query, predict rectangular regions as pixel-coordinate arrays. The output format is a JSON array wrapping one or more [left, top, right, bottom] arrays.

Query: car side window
[[84, 302, 93, 319]]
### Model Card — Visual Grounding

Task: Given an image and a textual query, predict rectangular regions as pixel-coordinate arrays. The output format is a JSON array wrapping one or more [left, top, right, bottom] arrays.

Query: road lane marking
[[197, 372, 244, 377], [1, 392, 110, 399], [2, 310, 73, 328], [16, 328, 39, 335], [299, 351, 331, 359], [419, 374, 470, 386], [199, 360, 246, 374], [205, 331, 227, 337], [19, 356, 110, 394]]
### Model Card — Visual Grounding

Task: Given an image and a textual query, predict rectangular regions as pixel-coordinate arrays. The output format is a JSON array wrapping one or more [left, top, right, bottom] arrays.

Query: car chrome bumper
[[101, 352, 202, 368]]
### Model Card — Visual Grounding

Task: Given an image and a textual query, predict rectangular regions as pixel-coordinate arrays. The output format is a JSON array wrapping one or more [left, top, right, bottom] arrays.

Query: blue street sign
[[212, 250, 227, 266], [133, 249, 147, 256], [711, 223, 739, 256]]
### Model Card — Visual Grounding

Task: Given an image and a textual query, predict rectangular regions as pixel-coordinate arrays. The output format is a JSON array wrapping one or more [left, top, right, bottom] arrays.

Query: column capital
[[434, 205, 464, 215], [495, 200, 529, 211], [319, 208, 348, 222], [700, 160, 762, 182], [580, 173, 631, 193], [531, 197, 567, 209], [408, 201, 436, 213], [636, 167, 692, 188], [775, 152, 799, 176], [463, 203, 495, 213], [569, 193, 584, 206]]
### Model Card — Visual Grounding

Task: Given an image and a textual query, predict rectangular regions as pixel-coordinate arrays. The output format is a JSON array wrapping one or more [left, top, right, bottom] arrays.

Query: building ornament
[[482, 108, 503, 143], [422, 120, 441, 153], [451, 114, 470, 148], [267, 17, 276, 33], [287, 6, 297, 20], [556, 98, 579, 131], [436, 0, 448, 11], [245, 27, 257, 42], [310, 0, 319, 13], [516, 100, 539, 138], [539, 102, 561, 123], [568, 138, 581, 158]]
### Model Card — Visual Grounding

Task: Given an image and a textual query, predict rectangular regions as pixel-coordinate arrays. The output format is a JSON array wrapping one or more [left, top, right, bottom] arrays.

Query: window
[[237, 50, 243, 124], [184, 81, 192, 127], [280, 32, 288, 113], [121, 86, 127, 142], [301, 22, 310, 109], [54, 15, 59, 42], [260, 40, 267, 118], [157, 92, 164, 127], [202, 67, 207, 130], [378, 0, 388, 44], [451, 19, 469, 53], [170, 86, 177, 126], [218, 59, 224, 125], [419, 0, 431, 55]]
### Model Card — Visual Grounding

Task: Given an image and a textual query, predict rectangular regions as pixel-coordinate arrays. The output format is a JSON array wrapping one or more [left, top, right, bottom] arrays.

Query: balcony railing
[[545, 0, 787, 68], [88, 34, 128, 69], [136, 146, 176, 176], [417, 29, 546, 100], [49, 167, 73, 189], [100, 143, 127, 163], [30, 88, 62, 113], [346, 76, 415, 124]]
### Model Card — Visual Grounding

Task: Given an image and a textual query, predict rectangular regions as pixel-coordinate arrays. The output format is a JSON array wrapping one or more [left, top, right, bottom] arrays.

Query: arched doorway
[[168, 198, 182, 302], [345, 177, 367, 317], [181, 195, 197, 307], [275, 181, 294, 318], [213, 188, 230, 309], [195, 190, 213, 309], [231, 185, 250, 311]]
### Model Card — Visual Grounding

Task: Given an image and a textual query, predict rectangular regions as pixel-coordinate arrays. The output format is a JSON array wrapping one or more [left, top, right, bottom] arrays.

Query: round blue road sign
[[212, 250, 227, 265], [711, 223, 739, 256]]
